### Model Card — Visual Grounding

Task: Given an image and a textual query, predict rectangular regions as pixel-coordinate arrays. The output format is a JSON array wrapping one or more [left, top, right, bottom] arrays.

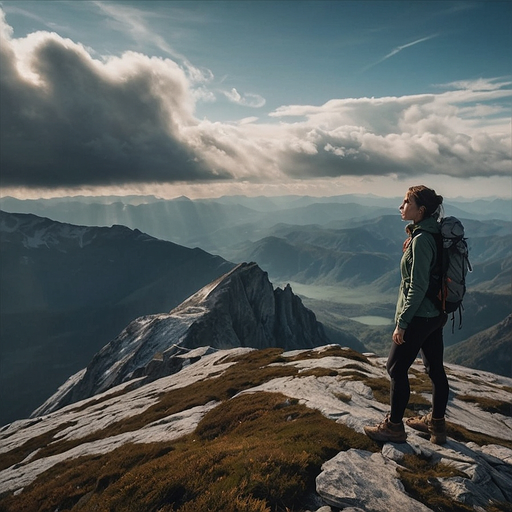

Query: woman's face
[[399, 194, 424, 223]]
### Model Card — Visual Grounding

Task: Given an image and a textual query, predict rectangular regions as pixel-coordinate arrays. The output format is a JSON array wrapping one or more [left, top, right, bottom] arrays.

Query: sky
[[0, 0, 511, 199]]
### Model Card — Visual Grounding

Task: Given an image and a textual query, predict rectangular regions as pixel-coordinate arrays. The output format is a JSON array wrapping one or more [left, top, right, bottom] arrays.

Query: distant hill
[[1, 194, 510, 414], [445, 314, 512, 377], [228, 235, 396, 287], [0, 211, 235, 426]]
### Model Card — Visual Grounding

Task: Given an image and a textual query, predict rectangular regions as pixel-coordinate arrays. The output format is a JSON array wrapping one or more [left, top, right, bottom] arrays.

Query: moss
[[456, 395, 512, 417], [0, 392, 378, 512]]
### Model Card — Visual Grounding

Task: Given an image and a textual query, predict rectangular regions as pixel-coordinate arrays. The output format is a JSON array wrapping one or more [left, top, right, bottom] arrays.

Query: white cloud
[[223, 88, 266, 108], [0, 8, 510, 192], [362, 34, 439, 71]]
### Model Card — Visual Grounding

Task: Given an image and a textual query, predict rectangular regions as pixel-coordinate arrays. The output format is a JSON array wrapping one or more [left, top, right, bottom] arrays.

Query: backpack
[[428, 216, 472, 332]]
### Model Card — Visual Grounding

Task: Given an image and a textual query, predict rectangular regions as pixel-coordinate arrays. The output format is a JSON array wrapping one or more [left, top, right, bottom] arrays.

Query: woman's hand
[[393, 326, 406, 345]]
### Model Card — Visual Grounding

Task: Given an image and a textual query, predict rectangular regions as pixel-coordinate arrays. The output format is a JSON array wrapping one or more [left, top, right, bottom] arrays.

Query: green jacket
[[395, 216, 441, 329]]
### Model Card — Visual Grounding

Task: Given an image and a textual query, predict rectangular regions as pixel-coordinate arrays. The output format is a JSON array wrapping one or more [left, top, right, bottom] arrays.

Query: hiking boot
[[364, 415, 407, 443], [406, 412, 447, 445]]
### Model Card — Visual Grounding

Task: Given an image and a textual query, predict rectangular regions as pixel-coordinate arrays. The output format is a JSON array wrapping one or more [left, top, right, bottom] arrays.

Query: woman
[[364, 185, 449, 444]]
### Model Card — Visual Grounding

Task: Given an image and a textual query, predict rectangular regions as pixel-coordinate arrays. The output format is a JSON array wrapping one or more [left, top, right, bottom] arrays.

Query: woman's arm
[[396, 233, 435, 331]]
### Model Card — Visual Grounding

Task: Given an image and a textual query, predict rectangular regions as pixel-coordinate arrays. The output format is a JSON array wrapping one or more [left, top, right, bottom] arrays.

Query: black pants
[[386, 314, 449, 423]]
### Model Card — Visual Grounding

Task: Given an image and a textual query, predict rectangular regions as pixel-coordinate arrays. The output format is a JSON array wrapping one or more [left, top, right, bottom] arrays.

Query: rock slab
[[316, 448, 433, 512]]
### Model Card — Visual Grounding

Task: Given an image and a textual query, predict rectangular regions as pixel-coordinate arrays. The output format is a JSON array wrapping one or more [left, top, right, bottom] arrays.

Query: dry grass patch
[[397, 453, 474, 512], [362, 377, 390, 404], [3, 349, 297, 467], [288, 346, 371, 365], [298, 368, 338, 378], [409, 368, 436, 393], [334, 392, 352, 403], [456, 395, 512, 417], [339, 369, 370, 381], [0, 422, 76, 472], [446, 422, 512, 449], [0, 392, 378, 512]]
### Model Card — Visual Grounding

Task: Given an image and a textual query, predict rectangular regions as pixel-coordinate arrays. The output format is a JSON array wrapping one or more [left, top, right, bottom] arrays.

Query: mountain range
[[32, 261, 335, 416], [0, 211, 234, 426], [1, 198, 511, 511], [1, 193, 510, 426]]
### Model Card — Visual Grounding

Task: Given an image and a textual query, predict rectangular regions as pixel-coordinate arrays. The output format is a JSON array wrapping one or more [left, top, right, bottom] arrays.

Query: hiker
[[364, 185, 448, 444]]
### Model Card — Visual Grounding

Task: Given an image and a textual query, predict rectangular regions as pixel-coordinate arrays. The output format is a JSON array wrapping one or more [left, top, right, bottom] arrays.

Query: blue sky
[[0, 1, 511, 198]]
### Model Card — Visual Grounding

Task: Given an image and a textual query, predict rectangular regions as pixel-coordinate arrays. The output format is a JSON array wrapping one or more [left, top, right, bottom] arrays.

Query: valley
[[1, 193, 510, 426]]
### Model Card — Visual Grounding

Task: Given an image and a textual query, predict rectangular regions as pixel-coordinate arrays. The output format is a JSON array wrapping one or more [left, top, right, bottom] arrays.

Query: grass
[[2, 347, 511, 511], [0, 392, 377, 512], [456, 395, 512, 417], [5, 349, 297, 465], [397, 453, 474, 512], [287, 345, 372, 365], [446, 422, 512, 449]]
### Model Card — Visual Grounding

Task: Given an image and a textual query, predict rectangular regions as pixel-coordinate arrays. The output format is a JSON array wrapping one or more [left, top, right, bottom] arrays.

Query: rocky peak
[[32, 262, 329, 415]]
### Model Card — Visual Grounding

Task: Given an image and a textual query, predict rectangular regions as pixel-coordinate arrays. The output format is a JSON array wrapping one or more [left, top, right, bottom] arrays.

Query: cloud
[[223, 88, 266, 108], [0, 10, 232, 187], [362, 34, 438, 71], [267, 83, 511, 179], [0, 10, 510, 191], [93, 1, 213, 84]]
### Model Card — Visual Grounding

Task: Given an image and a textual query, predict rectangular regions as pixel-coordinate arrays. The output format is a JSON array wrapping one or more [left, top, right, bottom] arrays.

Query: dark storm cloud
[[0, 23, 230, 188]]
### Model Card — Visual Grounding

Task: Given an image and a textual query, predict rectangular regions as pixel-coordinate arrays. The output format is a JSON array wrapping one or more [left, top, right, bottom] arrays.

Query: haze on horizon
[[0, 1, 511, 200]]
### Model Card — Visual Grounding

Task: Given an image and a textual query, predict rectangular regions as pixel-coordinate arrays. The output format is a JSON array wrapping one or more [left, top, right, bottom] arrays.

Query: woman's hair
[[407, 185, 444, 220]]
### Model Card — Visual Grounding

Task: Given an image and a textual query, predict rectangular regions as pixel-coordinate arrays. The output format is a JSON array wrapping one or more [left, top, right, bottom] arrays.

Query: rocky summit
[[32, 262, 329, 416], [0, 344, 511, 511], [1, 262, 511, 511]]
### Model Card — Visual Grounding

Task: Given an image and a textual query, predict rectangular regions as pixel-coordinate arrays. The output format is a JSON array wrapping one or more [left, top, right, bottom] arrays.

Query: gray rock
[[32, 262, 329, 415], [315, 448, 433, 512]]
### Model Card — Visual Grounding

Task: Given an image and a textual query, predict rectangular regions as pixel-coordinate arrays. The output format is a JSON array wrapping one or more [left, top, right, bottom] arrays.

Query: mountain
[[31, 262, 339, 416], [2, 194, 510, 419], [445, 314, 512, 377], [1, 344, 510, 511], [0, 211, 235, 426], [228, 235, 397, 287]]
